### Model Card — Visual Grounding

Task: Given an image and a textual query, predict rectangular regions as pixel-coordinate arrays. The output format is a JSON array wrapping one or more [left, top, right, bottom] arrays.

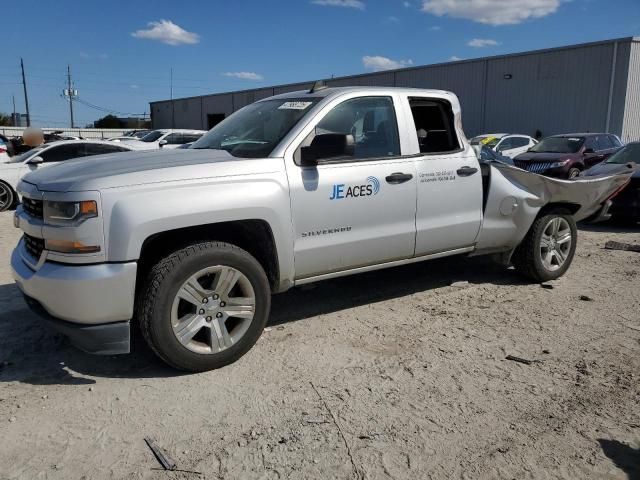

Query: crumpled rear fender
[[474, 162, 632, 254]]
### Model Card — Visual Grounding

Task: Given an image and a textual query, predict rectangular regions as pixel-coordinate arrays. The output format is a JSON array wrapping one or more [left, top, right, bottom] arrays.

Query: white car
[[0, 140, 135, 211], [470, 133, 538, 159], [0, 134, 12, 163], [118, 129, 206, 150]]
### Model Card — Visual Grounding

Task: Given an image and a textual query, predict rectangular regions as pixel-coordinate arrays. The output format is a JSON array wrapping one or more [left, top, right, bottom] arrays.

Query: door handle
[[457, 166, 478, 176], [385, 172, 413, 184]]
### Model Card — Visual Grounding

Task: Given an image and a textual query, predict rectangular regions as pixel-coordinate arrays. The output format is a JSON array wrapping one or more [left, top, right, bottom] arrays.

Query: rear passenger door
[[407, 96, 483, 256]]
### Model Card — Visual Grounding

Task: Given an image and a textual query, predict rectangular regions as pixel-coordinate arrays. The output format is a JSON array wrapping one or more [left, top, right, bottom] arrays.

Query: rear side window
[[608, 135, 622, 148], [183, 133, 203, 143], [164, 133, 184, 145], [408, 98, 460, 154], [85, 143, 129, 155], [511, 137, 530, 148]]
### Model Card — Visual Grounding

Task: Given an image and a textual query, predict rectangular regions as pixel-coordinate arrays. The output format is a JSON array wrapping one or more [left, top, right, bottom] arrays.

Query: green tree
[[93, 114, 122, 129], [0, 113, 12, 126]]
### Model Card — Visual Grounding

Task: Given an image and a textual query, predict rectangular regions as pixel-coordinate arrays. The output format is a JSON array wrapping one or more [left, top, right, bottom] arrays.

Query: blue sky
[[1, 0, 639, 127]]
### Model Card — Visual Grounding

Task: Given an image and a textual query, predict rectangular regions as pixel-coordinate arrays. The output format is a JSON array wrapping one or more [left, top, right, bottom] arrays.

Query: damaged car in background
[[11, 85, 632, 372]]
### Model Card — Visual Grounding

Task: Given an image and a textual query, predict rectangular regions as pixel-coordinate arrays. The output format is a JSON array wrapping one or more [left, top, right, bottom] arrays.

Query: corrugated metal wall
[[622, 39, 640, 142], [150, 38, 637, 139]]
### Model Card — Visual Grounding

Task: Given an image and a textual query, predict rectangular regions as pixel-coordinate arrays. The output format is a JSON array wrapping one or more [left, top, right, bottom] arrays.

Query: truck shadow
[[598, 439, 640, 480], [0, 255, 527, 384]]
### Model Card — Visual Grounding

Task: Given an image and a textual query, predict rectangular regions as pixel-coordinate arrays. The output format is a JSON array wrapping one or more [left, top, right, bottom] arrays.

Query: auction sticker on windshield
[[278, 101, 314, 110]]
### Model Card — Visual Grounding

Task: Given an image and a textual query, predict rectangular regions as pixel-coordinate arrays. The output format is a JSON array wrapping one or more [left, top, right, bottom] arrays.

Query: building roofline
[[150, 36, 638, 106]]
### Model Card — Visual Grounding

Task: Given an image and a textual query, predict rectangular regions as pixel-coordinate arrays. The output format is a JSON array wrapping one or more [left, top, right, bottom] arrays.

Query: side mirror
[[158, 139, 168, 148], [27, 156, 43, 165], [584, 148, 595, 155], [300, 134, 355, 166]]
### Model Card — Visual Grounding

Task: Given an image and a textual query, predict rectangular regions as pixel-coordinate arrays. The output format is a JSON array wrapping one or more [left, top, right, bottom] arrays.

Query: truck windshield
[[192, 98, 319, 158], [530, 137, 584, 154]]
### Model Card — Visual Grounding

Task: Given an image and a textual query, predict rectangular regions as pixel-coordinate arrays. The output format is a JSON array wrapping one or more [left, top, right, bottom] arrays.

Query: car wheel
[[512, 209, 577, 282], [0, 182, 15, 212], [139, 241, 271, 372], [567, 167, 581, 179]]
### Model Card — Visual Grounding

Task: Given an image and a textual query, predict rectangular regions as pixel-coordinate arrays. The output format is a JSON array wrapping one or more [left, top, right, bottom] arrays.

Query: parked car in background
[[513, 133, 623, 179], [0, 140, 135, 211], [474, 144, 513, 165], [123, 129, 151, 138], [0, 134, 11, 162], [470, 133, 537, 159], [582, 142, 639, 223], [118, 129, 206, 150]]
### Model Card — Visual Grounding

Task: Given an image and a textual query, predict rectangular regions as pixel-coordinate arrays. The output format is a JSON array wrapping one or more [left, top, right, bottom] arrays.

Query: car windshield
[[140, 131, 164, 142], [605, 144, 640, 164], [192, 98, 320, 158], [7, 146, 44, 163], [530, 137, 584, 154]]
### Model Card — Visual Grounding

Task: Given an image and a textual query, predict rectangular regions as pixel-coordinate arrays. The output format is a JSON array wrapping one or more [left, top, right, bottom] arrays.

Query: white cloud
[[467, 38, 500, 47], [131, 20, 200, 46], [403, 1, 411, 6], [311, 0, 365, 9], [223, 71, 264, 81], [421, 0, 561, 25], [387, 15, 400, 22], [449, 56, 463, 61], [363, 55, 413, 71], [429, 25, 442, 30], [130, 84, 139, 89]]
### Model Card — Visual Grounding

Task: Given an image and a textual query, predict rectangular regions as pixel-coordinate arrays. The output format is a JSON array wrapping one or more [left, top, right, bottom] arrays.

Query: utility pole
[[12, 95, 16, 126], [20, 58, 30, 127], [170, 67, 175, 129], [66, 65, 75, 128]]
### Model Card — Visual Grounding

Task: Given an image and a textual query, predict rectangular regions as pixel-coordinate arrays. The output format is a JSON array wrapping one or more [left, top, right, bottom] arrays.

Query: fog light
[[45, 239, 101, 254]]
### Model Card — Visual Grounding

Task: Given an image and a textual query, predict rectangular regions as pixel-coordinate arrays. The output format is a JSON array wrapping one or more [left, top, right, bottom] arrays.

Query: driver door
[[286, 95, 417, 280]]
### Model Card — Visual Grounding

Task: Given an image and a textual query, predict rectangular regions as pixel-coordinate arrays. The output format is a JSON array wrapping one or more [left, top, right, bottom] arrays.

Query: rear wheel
[[513, 210, 577, 282], [0, 182, 14, 212], [139, 241, 271, 371]]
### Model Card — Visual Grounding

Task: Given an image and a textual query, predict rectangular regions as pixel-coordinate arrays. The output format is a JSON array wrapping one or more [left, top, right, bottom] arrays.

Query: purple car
[[513, 133, 623, 179]]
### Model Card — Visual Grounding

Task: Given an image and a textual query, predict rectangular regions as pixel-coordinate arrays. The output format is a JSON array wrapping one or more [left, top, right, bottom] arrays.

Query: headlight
[[43, 200, 98, 226], [548, 159, 571, 168]]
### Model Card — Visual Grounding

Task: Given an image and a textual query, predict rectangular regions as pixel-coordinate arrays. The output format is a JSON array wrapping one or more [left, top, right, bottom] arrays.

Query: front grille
[[513, 160, 551, 174], [24, 234, 45, 259], [22, 197, 43, 219]]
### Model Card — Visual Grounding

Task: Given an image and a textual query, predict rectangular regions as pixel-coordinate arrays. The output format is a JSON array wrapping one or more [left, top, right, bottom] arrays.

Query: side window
[[300, 96, 400, 162], [164, 133, 184, 144], [496, 137, 514, 151], [511, 137, 530, 148], [408, 97, 460, 154], [86, 143, 128, 155], [597, 136, 613, 150], [39, 144, 83, 163], [584, 137, 597, 151], [183, 134, 203, 143]]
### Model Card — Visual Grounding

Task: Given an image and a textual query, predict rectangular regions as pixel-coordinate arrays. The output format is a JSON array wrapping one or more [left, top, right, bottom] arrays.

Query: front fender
[[100, 174, 294, 289]]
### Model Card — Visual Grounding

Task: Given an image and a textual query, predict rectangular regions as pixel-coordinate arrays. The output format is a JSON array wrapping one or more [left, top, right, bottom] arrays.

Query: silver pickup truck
[[11, 86, 629, 371]]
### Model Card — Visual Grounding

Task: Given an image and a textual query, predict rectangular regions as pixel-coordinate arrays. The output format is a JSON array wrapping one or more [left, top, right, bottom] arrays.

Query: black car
[[582, 142, 640, 222]]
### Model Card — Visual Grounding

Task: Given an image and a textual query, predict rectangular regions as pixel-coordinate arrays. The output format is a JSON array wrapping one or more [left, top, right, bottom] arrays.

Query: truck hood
[[514, 152, 581, 162], [22, 149, 278, 192]]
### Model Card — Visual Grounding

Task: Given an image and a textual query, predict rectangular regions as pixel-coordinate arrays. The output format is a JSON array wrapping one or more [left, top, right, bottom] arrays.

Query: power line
[[74, 97, 147, 117]]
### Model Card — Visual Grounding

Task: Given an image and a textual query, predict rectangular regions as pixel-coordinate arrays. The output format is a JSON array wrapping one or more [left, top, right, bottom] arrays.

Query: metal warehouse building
[[150, 37, 640, 141]]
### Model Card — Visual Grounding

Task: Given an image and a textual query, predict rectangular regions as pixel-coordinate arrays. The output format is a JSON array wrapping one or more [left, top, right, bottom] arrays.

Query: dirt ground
[[0, 211, 639, 480]]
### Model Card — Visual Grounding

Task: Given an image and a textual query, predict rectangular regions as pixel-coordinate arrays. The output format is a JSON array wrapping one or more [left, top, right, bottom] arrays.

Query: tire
[[567, 167, 581, 179], [139, 241, 271, 372], [0, 182, 15, 212], [512, 209, 577, 282]]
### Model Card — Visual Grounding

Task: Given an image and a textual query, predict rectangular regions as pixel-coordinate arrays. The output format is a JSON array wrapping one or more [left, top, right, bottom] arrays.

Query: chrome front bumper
[[11, 239, 137, 325]]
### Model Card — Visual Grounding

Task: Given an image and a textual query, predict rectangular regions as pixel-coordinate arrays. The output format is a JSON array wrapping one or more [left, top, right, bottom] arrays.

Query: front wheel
[[512, 210, 577, 282], [0, 182, 15, 212], [139, 241, 271, 371], [567, 167, 581, 179]]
